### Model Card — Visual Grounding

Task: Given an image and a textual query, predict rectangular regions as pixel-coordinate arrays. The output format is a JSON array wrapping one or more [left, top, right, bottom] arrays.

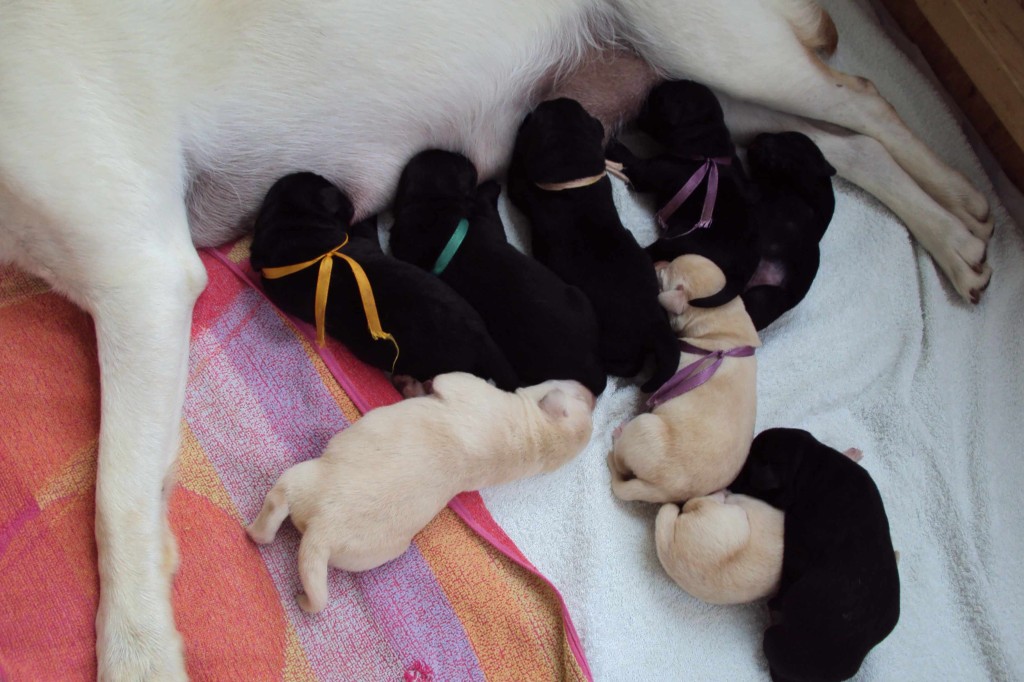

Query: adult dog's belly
[[179, 0, 649, 248]]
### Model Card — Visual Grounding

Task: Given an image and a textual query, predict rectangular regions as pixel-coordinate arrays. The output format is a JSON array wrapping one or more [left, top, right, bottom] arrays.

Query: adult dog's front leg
[[6, 187, 210, 679], [89, 229, 205, 681]]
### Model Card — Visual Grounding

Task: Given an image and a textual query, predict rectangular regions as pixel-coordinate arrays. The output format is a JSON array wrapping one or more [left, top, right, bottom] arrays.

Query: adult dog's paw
[[97, 599, 187, 682]]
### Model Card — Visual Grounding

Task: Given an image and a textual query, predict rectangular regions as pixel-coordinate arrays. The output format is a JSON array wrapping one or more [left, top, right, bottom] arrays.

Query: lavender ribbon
[[655, 156, 732, 237], [646, 340, 755, 409]]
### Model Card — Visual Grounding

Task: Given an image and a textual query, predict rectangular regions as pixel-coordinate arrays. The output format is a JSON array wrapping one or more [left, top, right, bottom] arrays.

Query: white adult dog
[[0, 0, 993, 678]]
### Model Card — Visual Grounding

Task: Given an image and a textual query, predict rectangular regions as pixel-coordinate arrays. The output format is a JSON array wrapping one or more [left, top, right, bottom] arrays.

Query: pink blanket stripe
[[206, 243, 594, 680]]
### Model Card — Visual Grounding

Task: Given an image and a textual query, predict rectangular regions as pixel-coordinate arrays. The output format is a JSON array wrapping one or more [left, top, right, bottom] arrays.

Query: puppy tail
[[654, 503, 682, 557], [611, 475, 671, 503], [767, 0, 838, 56], [297, 533, 331, 614], [609, 446, 671, 503], [247, 485, 290, 545]]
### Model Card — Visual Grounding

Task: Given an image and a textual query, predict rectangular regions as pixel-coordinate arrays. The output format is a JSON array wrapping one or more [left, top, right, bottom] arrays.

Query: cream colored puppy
[[655, 492, 784, 604], [247, 372, 594, 613], [609, 254, 760, 502]]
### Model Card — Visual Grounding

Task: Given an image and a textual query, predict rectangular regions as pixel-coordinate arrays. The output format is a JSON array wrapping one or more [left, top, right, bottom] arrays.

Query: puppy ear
[[538, 388, 570, 419], [658, 286, 689, 316]]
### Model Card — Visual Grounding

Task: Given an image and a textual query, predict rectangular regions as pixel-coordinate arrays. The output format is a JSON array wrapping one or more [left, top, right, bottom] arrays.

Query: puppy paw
[[707, 489, 728, 504], [842, 447, 864, 462], [298, 592, 323, 614], [245, 523, 274, 546], [392, 374, 428, 398]]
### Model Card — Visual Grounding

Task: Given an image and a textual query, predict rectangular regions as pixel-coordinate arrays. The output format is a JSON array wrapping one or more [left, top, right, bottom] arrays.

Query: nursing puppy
[[250, 172, 519, 389], [607, 80, 760, 308], [390, 149, 607, 395], [508, 98, 679, 392], [2, 1, 994, 674], [247, 372, 594, 613], [729, 428, 900, 682], [655, 491, 784, 605], [741, 132, 837, 330], [609, 254, 760, 502]]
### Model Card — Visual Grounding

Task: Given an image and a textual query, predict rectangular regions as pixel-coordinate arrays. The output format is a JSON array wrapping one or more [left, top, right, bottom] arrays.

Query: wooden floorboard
[[877, 0, 1024, 193]]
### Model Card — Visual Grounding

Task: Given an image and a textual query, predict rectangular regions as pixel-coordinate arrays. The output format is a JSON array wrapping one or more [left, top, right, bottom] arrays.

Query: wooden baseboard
[[876, 0, 1024, 193]]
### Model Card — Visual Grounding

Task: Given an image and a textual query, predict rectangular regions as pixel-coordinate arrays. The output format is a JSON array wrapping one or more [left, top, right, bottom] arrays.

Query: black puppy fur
[[390, 149, 608, 395], [607, 80, 759, 308], [507, 98, 679, 393], [740, 132, 837, 331], [250, 172, 519, 389], [729, 428, 900, 682]]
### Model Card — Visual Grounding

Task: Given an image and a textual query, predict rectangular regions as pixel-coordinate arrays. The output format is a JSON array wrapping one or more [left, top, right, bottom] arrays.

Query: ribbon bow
[[655, 156, 732, 236], [646, 340, 755, 409], [260, 235, 400, 370]]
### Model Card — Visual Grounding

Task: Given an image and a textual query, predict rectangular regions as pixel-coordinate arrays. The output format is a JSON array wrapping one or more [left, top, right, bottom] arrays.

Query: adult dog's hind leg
[[614, 0, 992, 300], [720, 97, 992, 302]]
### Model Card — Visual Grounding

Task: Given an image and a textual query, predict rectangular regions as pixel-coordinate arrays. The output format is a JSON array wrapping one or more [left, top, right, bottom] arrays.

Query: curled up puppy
[[247, 372, 594, 613], [728, 429, 900, 682], [655, 491, 783, 605], [609, 254, 760, 502]]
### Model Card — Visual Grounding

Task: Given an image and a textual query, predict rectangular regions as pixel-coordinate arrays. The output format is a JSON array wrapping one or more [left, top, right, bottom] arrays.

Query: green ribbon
[[431, 218, 469, 275]]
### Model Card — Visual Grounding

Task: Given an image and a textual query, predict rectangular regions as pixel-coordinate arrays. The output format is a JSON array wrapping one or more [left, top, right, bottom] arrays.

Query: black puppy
[[729, 428, 900, 682], [741, 132, 837, 331], [390, 150, 608, 395], [250, 172, 519, 389], [607, 80, 759, 307], [507, 98, 679, 393]]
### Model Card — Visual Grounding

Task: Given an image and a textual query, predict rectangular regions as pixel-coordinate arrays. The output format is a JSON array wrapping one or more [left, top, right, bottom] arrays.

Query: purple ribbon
[[646, 340, 755, 409], [655, 156, 732, 236]]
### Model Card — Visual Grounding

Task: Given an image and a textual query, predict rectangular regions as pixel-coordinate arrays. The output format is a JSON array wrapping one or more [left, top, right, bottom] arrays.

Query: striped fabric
[[0, 242, 590, 681]]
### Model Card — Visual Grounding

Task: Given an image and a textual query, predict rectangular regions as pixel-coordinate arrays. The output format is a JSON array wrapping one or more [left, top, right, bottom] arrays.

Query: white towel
[[477, 1, 1024, 679]]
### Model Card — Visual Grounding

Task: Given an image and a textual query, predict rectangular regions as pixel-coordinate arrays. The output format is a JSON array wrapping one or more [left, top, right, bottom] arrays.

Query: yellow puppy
[[655, 492, 784, 604], [609, 254, 760, 502], [248, 372, 594, 613]]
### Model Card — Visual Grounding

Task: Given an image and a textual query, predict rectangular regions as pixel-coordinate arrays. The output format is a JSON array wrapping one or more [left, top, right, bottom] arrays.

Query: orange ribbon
[[261, 235, 400, 371]]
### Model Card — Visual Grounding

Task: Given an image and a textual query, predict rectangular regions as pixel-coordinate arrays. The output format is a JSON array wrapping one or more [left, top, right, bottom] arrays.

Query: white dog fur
[[609, 255, 761, 502], [655, 492, 784, 605], [246, 373, 594, 614], [0, 0, 994, 677]]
